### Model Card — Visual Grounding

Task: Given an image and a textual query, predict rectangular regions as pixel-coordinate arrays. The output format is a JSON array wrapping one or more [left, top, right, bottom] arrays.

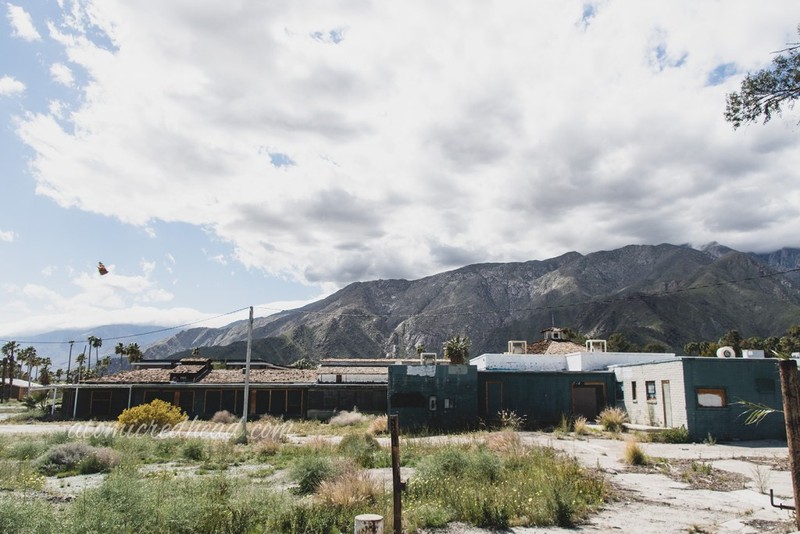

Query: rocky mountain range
[[142, 243, 800, 364]]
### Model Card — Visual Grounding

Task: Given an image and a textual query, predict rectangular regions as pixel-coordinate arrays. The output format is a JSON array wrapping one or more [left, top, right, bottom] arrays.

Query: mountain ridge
[[143, 243, 800, 363]]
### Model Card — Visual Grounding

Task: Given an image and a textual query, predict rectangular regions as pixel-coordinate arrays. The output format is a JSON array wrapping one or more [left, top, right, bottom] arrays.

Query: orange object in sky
[[97, 262, 108, 275]]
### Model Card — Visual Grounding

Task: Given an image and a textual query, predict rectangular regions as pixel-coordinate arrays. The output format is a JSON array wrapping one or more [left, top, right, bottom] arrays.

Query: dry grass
[[573, 416, 589, 435], [316, 466, 381, 507], [484, 431, 525, 456], [597, 407, 628, 433], [366, 416, 388, 435], [329, 409, 369, 427], [211, 410, 237, 424], [623, 439, 649, 466]]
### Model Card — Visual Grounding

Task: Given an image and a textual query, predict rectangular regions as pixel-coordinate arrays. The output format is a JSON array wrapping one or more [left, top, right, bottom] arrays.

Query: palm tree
[[126, 343, 143, 364], [115, 342, 126, 370], [75, 352, 86, 382], [87, 336, 102, 372], [39, 357, 52, 385], [18, 346, 37, 393], [54, 368, 63, 383], [2, 342, 20, 401], [66, 340, 75, 384], [443, 335, 471, 365]]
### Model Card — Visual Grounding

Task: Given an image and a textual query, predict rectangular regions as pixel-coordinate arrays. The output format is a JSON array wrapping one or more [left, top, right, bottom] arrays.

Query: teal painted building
[[478, 371, 616, 426], [616, 357, 786, 441], [387, 364, 478, 430]]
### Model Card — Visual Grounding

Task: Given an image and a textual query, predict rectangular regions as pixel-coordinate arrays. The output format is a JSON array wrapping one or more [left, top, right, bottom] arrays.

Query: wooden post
[[778, 358, 800, 529], [390, 415, 402, 534]]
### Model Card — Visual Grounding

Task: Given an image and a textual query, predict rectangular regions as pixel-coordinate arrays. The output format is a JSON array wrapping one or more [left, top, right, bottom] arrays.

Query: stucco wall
[[618, 360, 688, 429]]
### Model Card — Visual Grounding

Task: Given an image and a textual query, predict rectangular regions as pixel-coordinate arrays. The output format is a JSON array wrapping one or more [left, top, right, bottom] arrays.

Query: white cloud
[[49, 63, 75, 86], [7, 3, 40, 41], [0, 76, 25, 96], [0, 230, 16, 242], [0, 261, 182, 335], [41, 265, 57, 276], [14, 0, 800, 294]]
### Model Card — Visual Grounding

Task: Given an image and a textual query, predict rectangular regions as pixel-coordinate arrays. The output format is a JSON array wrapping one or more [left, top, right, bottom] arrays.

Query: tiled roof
[[86, 368, 317, 385], [317, 367, 389, 375]]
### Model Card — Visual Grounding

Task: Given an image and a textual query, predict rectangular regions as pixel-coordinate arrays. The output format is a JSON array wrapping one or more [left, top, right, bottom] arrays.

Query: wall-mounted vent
[[716, 346, 736, 358], [507, 341, 527, 354]]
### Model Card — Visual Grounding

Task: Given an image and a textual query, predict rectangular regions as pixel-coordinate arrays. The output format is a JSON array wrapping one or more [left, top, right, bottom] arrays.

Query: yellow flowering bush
[[117, 399, 187, 431]]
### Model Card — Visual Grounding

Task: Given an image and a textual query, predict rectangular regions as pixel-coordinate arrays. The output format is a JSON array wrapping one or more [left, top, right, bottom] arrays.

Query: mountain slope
[[145, 244, 800, 362]]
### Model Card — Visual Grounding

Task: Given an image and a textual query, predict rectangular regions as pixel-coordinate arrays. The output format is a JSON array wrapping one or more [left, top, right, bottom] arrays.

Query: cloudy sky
[[1, 1, 799, 338]]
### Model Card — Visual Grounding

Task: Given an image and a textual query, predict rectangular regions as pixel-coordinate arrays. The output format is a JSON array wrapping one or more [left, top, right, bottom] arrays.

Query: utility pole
[[237, 306, 254, 444], [778, 358, 800, 530], [390, 415, 403, 534]]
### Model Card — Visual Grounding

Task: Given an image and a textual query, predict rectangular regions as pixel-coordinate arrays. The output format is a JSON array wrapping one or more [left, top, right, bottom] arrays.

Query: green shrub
[[0, 460, 46, 491], [408, 445, 607, 529], [182, 439, 206, 461], [337, 432, 383, 468], [6, 440, 48, 460], [117, 399, 187, 431], [597, 407, 628, 432], [289, 455, 337, 494], [0, 495, 58, 533], [651, 426, 691, 444], [38, 442, 120, 475]]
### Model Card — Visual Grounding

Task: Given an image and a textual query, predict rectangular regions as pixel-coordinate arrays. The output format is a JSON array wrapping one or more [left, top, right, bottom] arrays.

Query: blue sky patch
[[269, 152, 295, 167], [707, 63, 738, 86]]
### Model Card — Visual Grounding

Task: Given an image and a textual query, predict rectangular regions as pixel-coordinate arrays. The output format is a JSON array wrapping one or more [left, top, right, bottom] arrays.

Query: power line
[[0, 307, 250, 346]]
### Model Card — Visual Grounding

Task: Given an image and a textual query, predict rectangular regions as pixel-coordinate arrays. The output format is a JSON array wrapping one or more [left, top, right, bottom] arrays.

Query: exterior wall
[[618, 358, 787, 441], [63, 384, 387, 420], [567, 352, 676, 371], [618, 360, 688, 429], [306, 385, 387, 419], [478, 371, 616, 426], [682, 358, 785, 441], [472, 352, 676, 373], [471, 354, 567, 372], [388, 364, 478, 430]]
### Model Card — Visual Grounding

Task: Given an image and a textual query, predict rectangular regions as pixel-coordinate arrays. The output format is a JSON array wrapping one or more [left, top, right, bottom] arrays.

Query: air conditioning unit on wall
[[716, 346, 736, 358]]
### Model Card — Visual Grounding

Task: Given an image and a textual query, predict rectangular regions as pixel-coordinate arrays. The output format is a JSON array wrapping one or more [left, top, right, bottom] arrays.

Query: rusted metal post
[[390, 415, 402, 534], [777, 358, 800, 530]]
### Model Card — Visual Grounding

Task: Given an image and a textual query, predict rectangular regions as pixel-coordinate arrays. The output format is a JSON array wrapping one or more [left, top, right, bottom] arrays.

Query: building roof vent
[[420, 352, 437, 365], [716, 346, 736, 358], [507, 340, 527, 354], [585, 339, 607, 352]]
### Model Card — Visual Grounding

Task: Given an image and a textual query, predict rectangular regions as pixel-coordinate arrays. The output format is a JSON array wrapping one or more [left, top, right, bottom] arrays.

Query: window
[[631, 381, 637, 401], [696, 388, 727, 408], [645, 381, 656, 401]]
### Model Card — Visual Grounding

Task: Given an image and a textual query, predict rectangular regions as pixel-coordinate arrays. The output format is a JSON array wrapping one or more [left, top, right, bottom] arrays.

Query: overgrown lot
[[0, 417, 608, 533]]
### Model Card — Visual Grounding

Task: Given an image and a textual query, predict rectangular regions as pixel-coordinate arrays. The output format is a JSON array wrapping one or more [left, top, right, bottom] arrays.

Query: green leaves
[[725, 26, 800, 129]]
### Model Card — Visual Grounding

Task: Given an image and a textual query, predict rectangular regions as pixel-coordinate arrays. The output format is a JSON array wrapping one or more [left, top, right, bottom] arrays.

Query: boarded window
[[390, 392, 426, 408], [645, 381, 656, 401], [697, 388, 727, 408], [90, 390, 111, 416]]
